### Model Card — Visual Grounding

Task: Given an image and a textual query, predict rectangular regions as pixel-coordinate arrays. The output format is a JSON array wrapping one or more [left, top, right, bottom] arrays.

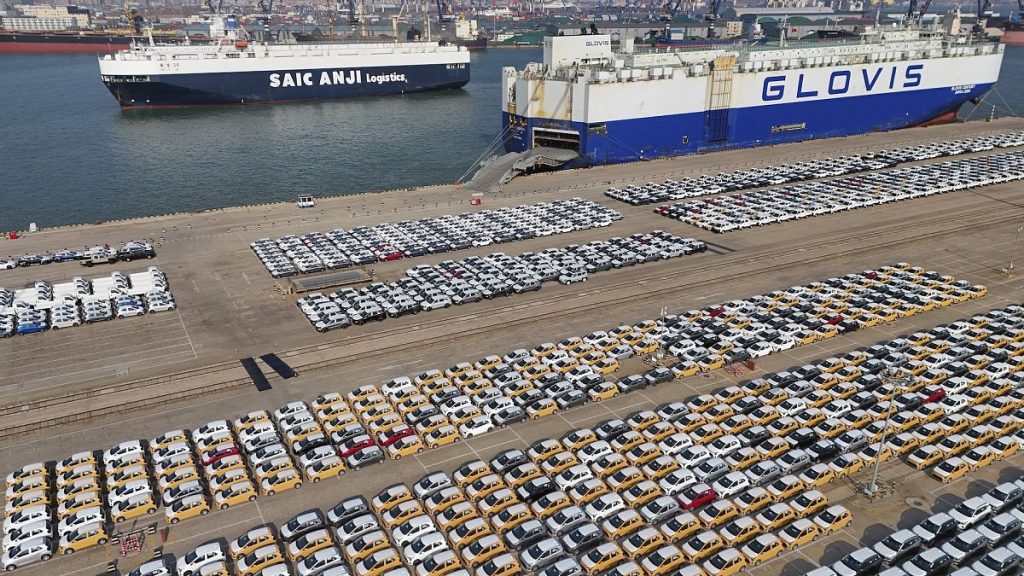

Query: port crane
[[436, 0, 456, 23], [123, 6, 145, 34], [660, 0, 721, 38]]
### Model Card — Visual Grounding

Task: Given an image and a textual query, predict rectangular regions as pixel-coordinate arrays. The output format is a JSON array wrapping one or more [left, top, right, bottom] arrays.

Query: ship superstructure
[[501, 17, 1003, 168]]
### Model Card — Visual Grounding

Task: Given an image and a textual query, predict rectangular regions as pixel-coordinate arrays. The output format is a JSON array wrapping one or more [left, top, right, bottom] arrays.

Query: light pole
[[1008, 226, 1023, 274], [864, 366, 912, 496]]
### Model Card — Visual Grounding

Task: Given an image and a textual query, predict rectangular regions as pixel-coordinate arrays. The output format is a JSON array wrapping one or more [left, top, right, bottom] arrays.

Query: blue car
[[16, 322, 47, 335], [52, 251, 81, 262]]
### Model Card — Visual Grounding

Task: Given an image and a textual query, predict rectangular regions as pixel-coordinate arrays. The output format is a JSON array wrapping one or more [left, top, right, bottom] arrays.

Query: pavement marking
[[176, 308, 198, 358]]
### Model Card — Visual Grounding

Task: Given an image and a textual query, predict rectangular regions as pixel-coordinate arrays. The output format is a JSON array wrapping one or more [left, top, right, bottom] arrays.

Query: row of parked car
[[0, 241, 156, 271], [604, 131, 1024, 206], [0, 268, 175, 337], [63, 295, 1024, 576], [0, 262, 983, 573], [297, 232, 707, 332], [251, 199, 623, 278], [807, 478, 1024, 576], [655, 150, 1024, 233]]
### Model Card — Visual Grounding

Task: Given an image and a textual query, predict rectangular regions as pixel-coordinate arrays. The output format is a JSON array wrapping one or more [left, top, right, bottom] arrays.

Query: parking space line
[[176, 308, 198, 358]]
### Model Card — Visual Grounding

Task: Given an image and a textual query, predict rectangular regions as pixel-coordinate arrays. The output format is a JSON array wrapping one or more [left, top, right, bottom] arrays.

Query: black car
[[17, 254, 51, 267], [346, 446, 385, 471], [808, 439, 841, 462], [406, 405, 441, 426], [616, 375, 647, 394], [328, 496, 369, 528], [493, 406, 527, 427], [555, 390, 586, 410], [788, 428, 818, 449], [561, 522, 604, 555], [655, 403, 690, 423], [643, 368, 673, 387], [505, 519, 547, 549], [117, 245, 156, 261], [594, 419, 628, 441], [516, 477, 556, 503], [491, 449, 528, 475]]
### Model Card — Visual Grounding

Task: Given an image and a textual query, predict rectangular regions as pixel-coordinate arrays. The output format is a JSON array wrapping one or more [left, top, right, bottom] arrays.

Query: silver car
[[2, 537, 52, 571]]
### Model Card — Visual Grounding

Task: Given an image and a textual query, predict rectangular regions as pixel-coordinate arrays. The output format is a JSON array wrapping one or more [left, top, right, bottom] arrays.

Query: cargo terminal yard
[[4, 117, 1024, 576]]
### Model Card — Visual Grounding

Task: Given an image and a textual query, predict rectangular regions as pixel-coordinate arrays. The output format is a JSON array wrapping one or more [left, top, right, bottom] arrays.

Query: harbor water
[[1, 45, 1022, 230]]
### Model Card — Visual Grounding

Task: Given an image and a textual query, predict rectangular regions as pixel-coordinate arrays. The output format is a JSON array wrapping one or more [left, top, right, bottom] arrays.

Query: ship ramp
[[465, 147, 578, 192]]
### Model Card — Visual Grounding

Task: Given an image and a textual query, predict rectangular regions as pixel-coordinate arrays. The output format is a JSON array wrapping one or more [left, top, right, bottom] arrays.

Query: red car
[[201, 445, 240, 466], [378, 251, 402, 262], [678, 483, 717, 511], [340, 435, 375, 458], [920, 385, 946, 404], [827, 315, 844, 326], [377, 425, 415, 447]]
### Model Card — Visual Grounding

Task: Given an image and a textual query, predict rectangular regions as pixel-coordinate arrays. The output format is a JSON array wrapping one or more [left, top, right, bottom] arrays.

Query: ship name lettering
[[761, 64, 924, 101]]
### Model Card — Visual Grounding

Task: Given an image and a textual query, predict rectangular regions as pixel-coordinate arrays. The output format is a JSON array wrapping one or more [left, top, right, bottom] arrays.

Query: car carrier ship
[[499, 12, 1004, 170], [97, 15, 470, 108]]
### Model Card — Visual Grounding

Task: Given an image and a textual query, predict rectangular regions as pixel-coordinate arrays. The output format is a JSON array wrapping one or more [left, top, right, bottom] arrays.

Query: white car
[[0, 260, 16, 270], [948, 497, 992, 530], [50, 311, 81, 329], [2, 537, 52, 571], [147, 297, 177, 313], [176, 541, 225, 576], [458, 416, 494, 439], [116, 305, 146, 318]]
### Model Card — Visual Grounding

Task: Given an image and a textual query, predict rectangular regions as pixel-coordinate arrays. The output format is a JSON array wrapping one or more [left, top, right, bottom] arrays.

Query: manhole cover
[[906, 497, 927, 508]]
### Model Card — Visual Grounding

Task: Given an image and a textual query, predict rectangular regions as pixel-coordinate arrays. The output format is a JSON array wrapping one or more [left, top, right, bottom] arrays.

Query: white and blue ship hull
[[501, 32, 1004, 168]]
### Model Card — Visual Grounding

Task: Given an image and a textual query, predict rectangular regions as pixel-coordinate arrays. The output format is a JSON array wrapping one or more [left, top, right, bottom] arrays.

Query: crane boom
[[435, 0, 455, 22]]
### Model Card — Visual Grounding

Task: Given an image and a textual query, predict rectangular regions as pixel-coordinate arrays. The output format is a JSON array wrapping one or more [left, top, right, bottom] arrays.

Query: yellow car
[[214, 480, 258, 510], [165, 494, 210, 524], [387, 436, 425, 460], [588, 382, 619, 402], [754, 503, 796, 532], [658, 512, 702, 543], [778, 518, 820, 550], [602, 509, 644, 539], [260, 469, 302, 496], [425, 425, 461, 448], [813, 504, 853, 535], [734, 487, 772, 516], [740, 534, 785, 568], [528, 399, 559, 420], [672, 362, 701, 379], [703, 548, 748, 576], [58, 522, 110, 555], [354, 549, 402, 576], [623, 527, 666, 560], [581, 542, 626, 575], [594, 359, 621, 375], [436, 502, 478, 532], [112, 493, 158, 523], [287, 528, 335, 563], [304, 457, 345, 484]]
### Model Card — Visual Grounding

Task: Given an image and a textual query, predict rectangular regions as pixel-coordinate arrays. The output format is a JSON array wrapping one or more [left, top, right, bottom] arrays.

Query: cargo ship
[[0, 29, 195, 53], [98, 15, 470, 108], [500, 14, 1004, 170]]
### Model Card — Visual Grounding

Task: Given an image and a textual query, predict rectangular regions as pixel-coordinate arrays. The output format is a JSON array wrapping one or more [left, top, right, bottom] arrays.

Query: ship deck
[[3, 117, 1024, 576]]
